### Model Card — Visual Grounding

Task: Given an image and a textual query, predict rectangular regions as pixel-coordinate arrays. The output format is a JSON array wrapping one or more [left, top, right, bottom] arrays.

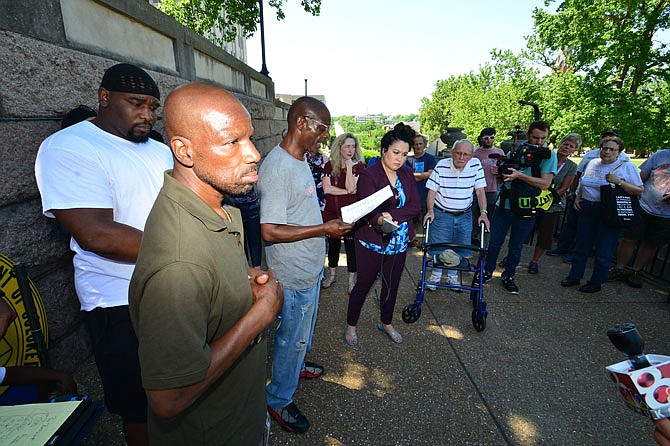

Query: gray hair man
[[423, 140, 490, 289]]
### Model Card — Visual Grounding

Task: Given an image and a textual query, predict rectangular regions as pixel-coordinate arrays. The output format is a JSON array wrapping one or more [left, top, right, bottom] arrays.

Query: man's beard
[[126, 124, 152, 143], [197, 166, 257, 196]]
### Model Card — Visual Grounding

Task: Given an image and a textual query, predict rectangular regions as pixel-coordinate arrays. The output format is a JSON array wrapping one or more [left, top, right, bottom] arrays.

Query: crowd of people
[[6, 60, 664, 445]]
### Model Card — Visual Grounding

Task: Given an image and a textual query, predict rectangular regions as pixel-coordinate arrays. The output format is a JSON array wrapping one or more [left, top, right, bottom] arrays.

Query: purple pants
[[347, 241, 407, 326]]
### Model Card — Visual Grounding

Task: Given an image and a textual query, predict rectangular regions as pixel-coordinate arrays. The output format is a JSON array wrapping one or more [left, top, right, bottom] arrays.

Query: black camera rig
[[489, 100, 550, 178], [489, 142, 551, 178]]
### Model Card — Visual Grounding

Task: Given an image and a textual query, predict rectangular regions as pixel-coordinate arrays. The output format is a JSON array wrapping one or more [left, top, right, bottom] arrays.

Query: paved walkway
[[80, 239, 669, 445], [267, 240, 669, 446]]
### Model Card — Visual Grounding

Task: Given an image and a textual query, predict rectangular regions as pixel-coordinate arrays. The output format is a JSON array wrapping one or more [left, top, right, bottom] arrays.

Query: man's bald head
[[164, 83, 248, 143], [282, 96, 331, 157], [287, 96, 329, 129], [163, 83, 260, 202]]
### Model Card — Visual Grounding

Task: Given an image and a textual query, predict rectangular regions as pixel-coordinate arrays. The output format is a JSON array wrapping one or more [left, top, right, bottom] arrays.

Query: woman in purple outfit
[[344, 123, 420, 346]]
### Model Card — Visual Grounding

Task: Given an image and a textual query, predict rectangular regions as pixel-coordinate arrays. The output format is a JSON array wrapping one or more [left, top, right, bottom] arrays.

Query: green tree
[[526, 0, 670, 150], [420, 1, 670, 152], [528, 0, 669, 94], [156, 0, 322, 45], [419, 50, 542, 143], [334, 116, 388, 150]]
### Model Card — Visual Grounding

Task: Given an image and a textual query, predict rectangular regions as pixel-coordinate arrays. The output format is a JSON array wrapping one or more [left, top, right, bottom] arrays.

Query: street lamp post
[[304, 78, 307, 96], [258, 0, 269, 76]]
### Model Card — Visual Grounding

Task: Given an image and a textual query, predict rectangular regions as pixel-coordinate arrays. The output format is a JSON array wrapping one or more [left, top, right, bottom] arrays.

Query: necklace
[[220, 206, 232, 221]]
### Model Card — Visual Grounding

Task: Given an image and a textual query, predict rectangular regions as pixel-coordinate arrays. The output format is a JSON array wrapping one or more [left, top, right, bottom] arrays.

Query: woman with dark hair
[[344, 123, 420, 346], [322, 133, 365, 292], [560, 136, 643, 293]]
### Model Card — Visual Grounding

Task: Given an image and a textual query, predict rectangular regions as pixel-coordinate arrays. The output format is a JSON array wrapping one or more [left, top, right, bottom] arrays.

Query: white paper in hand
[[340, 185, 393, 224]]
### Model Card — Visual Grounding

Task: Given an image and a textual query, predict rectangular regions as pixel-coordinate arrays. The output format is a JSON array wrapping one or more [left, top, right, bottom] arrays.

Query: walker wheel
[[402, 304, 421, 324], [472, 309, 486, 332]]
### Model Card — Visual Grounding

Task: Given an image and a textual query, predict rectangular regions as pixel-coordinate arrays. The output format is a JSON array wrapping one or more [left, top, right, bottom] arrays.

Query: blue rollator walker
[[402, 220, 488, 331]]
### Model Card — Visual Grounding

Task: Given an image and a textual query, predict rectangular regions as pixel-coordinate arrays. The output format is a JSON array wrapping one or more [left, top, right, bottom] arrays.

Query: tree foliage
[[334, 115, 403, 151], [156, 0, 322, 45], [419, 50, 543, 144], [420, 0, 670, 152], [528, 0, 670, 93]]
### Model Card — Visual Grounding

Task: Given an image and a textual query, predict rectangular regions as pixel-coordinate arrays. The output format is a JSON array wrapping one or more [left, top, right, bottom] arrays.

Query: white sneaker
[[322, 274, 336, 289], [446, 274, 463, 293], [426, 272, 442, 291]]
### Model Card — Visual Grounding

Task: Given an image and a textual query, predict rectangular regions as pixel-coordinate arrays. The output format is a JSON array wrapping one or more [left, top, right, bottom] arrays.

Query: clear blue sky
[[247, 0, 552, 116]]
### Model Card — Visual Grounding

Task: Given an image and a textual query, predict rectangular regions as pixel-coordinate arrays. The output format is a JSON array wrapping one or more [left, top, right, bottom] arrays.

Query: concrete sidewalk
[[78, 240, 669, 445], [267, 243, 669, 445]]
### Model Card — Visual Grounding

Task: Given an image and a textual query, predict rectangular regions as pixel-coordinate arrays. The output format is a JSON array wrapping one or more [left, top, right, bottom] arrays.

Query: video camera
[[488, 142, 551, 177]]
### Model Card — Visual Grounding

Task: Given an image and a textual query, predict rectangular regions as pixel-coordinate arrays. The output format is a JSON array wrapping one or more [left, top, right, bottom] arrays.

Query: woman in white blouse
[[560, 136, 643, 293]]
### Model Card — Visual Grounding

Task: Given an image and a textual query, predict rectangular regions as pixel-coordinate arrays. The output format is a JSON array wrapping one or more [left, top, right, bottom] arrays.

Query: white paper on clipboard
[[340, 185, 393, 224]]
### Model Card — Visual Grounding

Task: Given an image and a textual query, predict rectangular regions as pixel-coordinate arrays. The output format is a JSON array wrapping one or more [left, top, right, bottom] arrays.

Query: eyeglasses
[[304, 116, 331, 133], [481, 135, 495, 140], [600, 146, 619, 152], [451, 151, 473, 158]]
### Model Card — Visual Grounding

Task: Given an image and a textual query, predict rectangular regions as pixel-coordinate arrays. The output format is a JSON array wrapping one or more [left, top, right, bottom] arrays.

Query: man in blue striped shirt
[[424, 140, 490, 289]]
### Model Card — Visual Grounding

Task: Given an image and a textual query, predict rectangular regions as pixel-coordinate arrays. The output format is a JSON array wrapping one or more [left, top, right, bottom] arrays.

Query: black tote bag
[[600, 182, 640, 228]]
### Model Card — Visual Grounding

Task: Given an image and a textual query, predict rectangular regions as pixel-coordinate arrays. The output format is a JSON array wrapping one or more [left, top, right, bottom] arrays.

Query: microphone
[[607, 322, 652, 370]]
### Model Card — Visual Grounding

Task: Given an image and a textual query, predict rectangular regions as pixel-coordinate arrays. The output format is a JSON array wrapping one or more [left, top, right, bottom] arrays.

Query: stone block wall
[[0, 0, 289, 373]]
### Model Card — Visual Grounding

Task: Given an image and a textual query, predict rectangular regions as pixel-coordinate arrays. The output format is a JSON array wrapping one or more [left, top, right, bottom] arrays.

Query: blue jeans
[[428, 208, 472, 258], [484, 207, 536, 278], [266, 273, 322, 409], [567, 200, 621, 284]]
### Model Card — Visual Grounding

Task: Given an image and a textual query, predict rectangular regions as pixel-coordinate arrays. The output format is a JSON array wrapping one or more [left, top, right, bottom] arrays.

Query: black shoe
[[501, 276, 519, 294], [268, 402, 310, 433], [481, 271, 492, 283], [608, 267, 628, 282], [299, 362, 324, 379], [626, 271, 643, 289], [579, 282, 601, 293], [546, 248, 566, 257], [561, 276, 580, 287]]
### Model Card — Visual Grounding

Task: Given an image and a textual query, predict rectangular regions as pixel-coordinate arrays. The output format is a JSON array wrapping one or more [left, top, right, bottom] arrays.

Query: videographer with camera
[[483, 120, 557, 294]]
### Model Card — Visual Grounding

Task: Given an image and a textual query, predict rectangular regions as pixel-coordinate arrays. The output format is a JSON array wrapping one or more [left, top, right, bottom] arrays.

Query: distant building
[[355, 114, 386, 124]]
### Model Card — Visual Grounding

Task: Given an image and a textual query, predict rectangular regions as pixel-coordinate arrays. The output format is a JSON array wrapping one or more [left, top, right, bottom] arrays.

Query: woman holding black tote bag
[[560, 136, 643, 293]]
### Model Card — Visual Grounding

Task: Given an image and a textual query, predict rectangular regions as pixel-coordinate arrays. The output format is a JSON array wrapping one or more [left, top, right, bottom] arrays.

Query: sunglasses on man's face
[[482, 135, 495, 140]]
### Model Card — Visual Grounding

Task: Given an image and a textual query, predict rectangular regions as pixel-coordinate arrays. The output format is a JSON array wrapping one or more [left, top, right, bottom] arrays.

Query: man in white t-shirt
[[35, 63, 173, 446]]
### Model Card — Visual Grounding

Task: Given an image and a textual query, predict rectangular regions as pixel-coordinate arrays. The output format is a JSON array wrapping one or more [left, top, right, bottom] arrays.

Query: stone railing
[[0, 0, 289, 371]]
